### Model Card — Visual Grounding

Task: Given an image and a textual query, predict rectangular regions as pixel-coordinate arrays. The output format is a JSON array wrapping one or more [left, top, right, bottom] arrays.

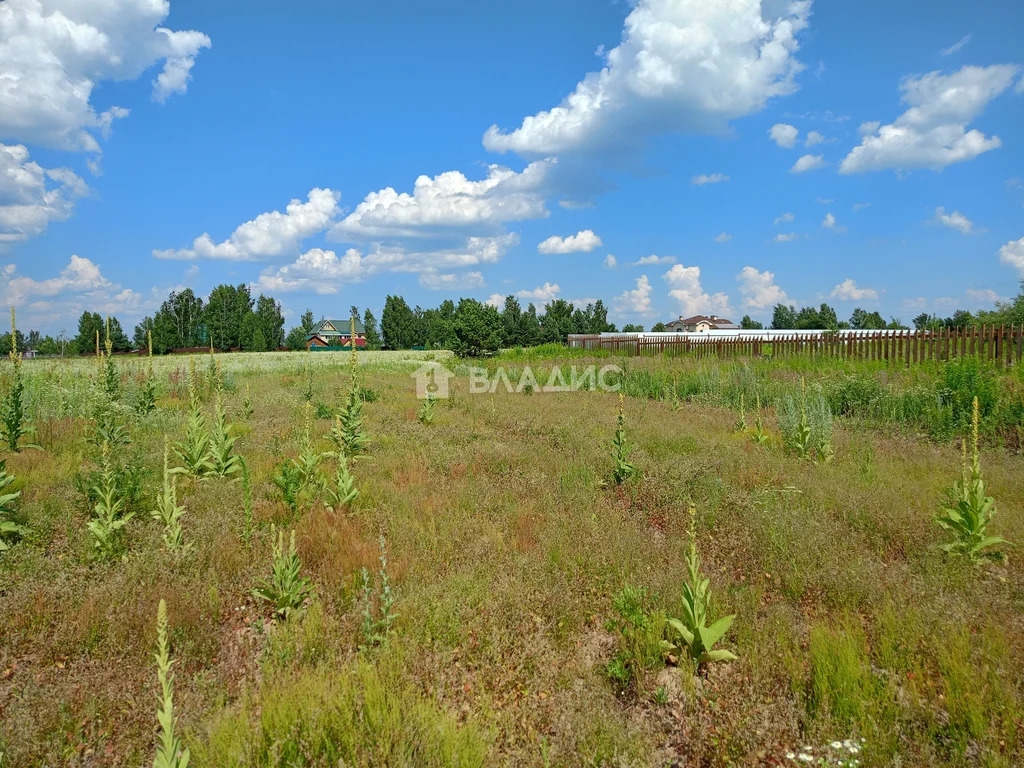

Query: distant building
[[664, 314, 739, 333], [306, 318, 367, 350]]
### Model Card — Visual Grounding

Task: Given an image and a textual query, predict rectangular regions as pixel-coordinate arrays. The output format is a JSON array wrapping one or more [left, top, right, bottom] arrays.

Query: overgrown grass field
[[1, 349, 1022, 766]]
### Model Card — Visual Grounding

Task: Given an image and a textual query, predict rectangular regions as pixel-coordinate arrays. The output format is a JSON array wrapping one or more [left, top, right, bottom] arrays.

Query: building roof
[[315, 318, 366, 335], [671, 314, 736, 328]]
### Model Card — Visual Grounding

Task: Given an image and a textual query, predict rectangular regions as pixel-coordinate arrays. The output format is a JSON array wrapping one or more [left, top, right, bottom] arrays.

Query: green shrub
[[604, 586, 665, 693]]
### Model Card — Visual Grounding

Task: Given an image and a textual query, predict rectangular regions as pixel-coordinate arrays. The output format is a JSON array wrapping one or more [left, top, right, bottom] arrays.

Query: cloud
[[255, 235, 518, 293], [482, 0, 810, 156], [604, 254, 617, 268], [485, 293, 504, 308], [737, 266, 789, 309], [613, 274, 655, 316], [999, 236, 1024, 274], [714, 232, 731, 243], [965, 288, 1004, 305], [773, 232, 799, 242], [154, 188, 341, 261], [773, 211, 794, 225], [517, 282, 561, 302], [662, 264, 730, 317], [790, 154, 825, 173], [418, 271, 486, 290], [4, 255, 112, 302], [816, 197, 834, 204], [537, 228, 602, 254], [0, 0, 210, 152], [330, 160, 553, 241], [805, 130, 825, 147], [839, 65, 1020, 173], [941, 34, 972, 56], [769, 123, 799, 148], [630, 254, 675, 266], [830, 278, 879, 301], [852, 202, 872, 211], [691, 173, 730, 186], [822, 212, 836, 228], [0, 143, 88, 242], [931, 206, 973, 234]]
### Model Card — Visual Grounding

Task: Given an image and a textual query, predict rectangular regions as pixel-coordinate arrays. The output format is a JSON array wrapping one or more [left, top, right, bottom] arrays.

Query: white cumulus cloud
[[822, 212, 836, 228], [631, 254, 675, 266], [805, 130, 825, 147], [0, 0, 211, 152], [774, 232, 799, 242], [999, 236, 1024, 274], [482, 0, 811, 155], [613, 274, 655, 316], [154, 188, 341, 261], [714, 232, 732, 242], [941, 34, 972, 56], [604, 254, 617, 268], [737, 266, 789, 309], [662, 264, 730, 318], [769, 123, 799, 148], [790, 154, 825, 173], [0, 143, 87, 242], [517, 282, 562, 302], [773, 211, 794, 225], [830, 278, 879, 301], [931, 206, 973, 234], [840, 65, 1020, 173], [537, 228, 602, 254], [419, 271, 486, 290]]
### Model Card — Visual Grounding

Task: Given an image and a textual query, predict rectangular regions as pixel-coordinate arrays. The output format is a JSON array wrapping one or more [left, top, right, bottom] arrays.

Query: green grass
[[0, 349, 1021, 766]]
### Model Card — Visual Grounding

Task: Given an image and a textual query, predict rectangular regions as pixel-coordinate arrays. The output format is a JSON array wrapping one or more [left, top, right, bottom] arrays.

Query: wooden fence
[[567, 326, 1023, 366]]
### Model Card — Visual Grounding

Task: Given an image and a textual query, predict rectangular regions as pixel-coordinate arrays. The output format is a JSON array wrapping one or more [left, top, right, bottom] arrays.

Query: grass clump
[[779, 377, 834, 462], [0, 460, 28, 551], [604, 586, 665, 693]]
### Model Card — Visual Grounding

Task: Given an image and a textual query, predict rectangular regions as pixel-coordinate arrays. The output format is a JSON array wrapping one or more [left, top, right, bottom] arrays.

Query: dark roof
[[672, 314, 736, 327]]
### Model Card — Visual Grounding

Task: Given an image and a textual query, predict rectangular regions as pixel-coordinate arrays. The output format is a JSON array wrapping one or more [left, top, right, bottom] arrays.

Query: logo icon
[[411, 362, 455, 399]]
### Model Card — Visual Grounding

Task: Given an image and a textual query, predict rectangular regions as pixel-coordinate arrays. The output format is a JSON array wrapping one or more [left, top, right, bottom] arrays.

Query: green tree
[[589, 300, 616, 333], [452, 298, 502, 356], [622, 324, 644, 332], [517, 303, 542, 346], [740, 315, 764, 330], [650, 322, 667, 332], [253, 294, 285, 349], [771, 304, 797, 330], [285, 326, 308, 351], [977, 280, 1023, 325], [107, 316, 131, 351], [300, 309, 316, 333], [541, 299, 573, 344], [363, 309, 382, 350], [850, 307, 886, 330], [381, 295, 417, 349], [74, 311, 104, 353], [204, 284, 252, 349], [501, 295, 523, 346]]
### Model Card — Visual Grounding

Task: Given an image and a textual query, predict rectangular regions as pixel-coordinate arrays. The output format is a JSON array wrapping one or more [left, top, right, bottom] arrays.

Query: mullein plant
[[734, 392, 748, 433], [611, 392, 638, 485], [324, 453, 358, 513], [663, 506, 738, 667], [253, 525, 314, 621], [750, 392, 769, 445], [102, 316, 119, 397], [172, 358, 212, 478], [417, 394, 436, 424], [207, 379, 241, 477], [359, 536, 398, 647], [668, 376, 682, 412], [135, 330, 157, 415], [0, 460, 29, 551], [87, 441, 134, 559], [239, 382, 254, 421], [239, 458, 255, 545], [1, 308, 29, 452], [337, 386, 369, 458], [935, 397, 1012, 564], [152, 599, 190, 768], [293, 403, 323, 491], [151, 438, 188, 554]]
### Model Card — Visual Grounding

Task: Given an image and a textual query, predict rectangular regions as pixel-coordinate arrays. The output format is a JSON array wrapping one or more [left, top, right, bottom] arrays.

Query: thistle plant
[[207, 389, 241, 477], [0, 460, 29, 552], [417, 395, 436, 425], [87, 441, 134, 559], [359, 536, 398, 647], [1, 307, 29, 452], [272, 459, 303, 517], [152, 599, 190, 768], [172, 358, 212, 478], [253, 526, 313, 621], [734, 392, 748, 433], [151, 438, 187, 554], [935, 397, 1012, 564], [324, 454, 358, 513], [663, 505, 737, 666], [611, 393, 638, 485]]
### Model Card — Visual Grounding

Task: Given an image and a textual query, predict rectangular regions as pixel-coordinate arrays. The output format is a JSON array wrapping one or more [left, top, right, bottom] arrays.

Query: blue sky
[[2, 0, 1023, 335]]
